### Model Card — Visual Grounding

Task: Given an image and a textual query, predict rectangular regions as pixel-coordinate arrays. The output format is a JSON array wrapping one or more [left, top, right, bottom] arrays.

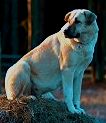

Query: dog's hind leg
[[5, 61, 31, 100]]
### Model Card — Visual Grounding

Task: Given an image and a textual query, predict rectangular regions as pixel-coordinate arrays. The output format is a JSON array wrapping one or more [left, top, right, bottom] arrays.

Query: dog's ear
[[64, 12, 72, 22], [84, 11, 97, 25], [89, 12, 97, 22]]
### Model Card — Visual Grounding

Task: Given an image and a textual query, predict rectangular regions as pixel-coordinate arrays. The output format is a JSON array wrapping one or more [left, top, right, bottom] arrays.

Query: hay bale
[[0, 95, 100, 123]]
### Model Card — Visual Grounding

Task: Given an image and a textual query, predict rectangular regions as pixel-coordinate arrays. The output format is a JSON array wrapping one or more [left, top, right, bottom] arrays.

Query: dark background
[[0, 0, 106, 82], [0, 0, 106, 121]]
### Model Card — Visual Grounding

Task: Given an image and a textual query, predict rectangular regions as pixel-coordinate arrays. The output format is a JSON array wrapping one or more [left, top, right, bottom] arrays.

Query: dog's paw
[[69, 107, 82, 114], [26, 95, 37, 100], [76, 107, 86, 114], [74, 104, 86, 114]]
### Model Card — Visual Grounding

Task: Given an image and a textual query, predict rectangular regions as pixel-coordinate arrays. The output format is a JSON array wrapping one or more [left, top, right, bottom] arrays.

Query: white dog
[[5, 9, 99, 114]]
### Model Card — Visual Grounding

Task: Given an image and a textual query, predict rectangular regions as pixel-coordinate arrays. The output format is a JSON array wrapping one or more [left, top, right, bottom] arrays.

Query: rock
[[0, 95, 100, 123]]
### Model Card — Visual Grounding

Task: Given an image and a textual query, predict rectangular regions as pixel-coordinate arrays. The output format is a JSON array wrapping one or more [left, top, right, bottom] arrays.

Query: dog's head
[[61, 9, 99, 43]]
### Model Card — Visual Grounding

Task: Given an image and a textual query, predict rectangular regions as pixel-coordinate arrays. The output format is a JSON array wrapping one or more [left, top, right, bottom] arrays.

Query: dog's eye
[[75, 18, 81, 24]]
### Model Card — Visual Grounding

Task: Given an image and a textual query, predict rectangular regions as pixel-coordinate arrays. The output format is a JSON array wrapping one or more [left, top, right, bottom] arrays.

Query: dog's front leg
[[62, 68, 80, 114], [73, 71, 85, 114]]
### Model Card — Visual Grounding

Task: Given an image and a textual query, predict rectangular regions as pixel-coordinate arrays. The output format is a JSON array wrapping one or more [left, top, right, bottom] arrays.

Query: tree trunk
[[0, 32, 1, 78], [11, 0, 19, 54], [88, 0, 105, 83], [0, 32, 1, 93], [27, 0, 32, 51], [2, 0, 11, 54], [31, 0, 45, 48]]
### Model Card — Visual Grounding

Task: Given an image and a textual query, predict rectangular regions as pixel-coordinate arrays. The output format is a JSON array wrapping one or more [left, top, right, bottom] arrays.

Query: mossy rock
[[0, 95, 100, 123]]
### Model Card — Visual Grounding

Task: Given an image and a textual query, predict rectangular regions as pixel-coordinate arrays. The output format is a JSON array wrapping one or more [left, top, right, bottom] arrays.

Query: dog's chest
[[73, 43, 94, 57], [66, 43, 94, 67]]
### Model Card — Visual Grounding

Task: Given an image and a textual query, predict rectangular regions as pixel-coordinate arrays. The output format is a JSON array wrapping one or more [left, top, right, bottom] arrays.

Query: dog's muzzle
[[64, 27, 80, 38]]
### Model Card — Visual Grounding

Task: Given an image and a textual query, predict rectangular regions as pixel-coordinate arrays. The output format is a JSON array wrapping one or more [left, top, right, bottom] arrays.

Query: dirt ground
[[0, 95, 99, 123], [81, 82, 106, 123], [0, 79, 106, 122]]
